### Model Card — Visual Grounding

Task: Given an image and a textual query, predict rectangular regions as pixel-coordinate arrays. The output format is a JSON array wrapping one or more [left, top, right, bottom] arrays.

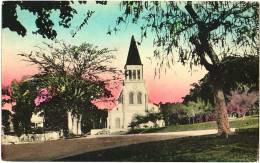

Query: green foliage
[[30, 127, 44, 134], [182, 79, 214, 105], [115, 1, 258, 134], [2, 110, 11, 134], [129, 112, 163, 129], [159, 103, 186, 125], [19, 41, 118, 79], [184, 98, 213, 116], [31, 73, 109, 136], [9, 80, 38, 136], [35, 74, 108, 116], [17, 41, 119, 135], [81, 106, 107, 133], [160, 100, 213, 126], [2, 1, 77, 39], [219, 55, 259, 91], [116, 2, 259, 72], [2, 1, 111, 39], [39, 96, 68, 132], [20, 41, 118, 115], [183, 55, 259, 105]]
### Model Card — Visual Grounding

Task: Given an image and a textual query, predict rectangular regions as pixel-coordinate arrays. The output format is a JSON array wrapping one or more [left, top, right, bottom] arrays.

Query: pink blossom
[[104, 81, 122, 97], [8, 85, 13, 96], [2, 95, 16, 110], [34, 88, 52, 107], [92, 97, 118, 110], [227, 89, 258, 116], [2, 95, 10, 101], [91, 80, 123, 110]]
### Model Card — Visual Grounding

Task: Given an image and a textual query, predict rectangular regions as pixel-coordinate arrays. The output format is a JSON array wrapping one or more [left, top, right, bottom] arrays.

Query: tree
[[129, 114, 145, 130], [184, 98, 214, 124], [2, 1, 111, 39], [41, 97, 67, 132], [2, 1, 77, 39], [19, 41, 119, 80], [4, 79, 38, 136], [145, 112, 163, 127], [160, 103, 187, 125], [19, 41, 120, 135], [2, 110, 11, 134], [129, 112, 163, 129], [22, 41, 120, 108], [114, 2, 259, 136], [183, 55, 259, 105], [182, 78, 214, 105], [81, 106, 107, 133]]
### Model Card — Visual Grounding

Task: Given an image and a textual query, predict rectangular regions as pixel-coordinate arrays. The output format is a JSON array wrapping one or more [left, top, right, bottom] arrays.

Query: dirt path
[[1, 128, 236, 161]]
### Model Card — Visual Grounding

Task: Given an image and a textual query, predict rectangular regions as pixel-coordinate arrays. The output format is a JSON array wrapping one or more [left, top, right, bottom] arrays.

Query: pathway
[[2, 128, 236, 161]]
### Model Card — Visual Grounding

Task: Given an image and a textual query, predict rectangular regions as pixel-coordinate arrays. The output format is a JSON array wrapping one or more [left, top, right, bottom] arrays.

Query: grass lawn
[[127, 115, 259, 134], [59, 127, 259, 161]]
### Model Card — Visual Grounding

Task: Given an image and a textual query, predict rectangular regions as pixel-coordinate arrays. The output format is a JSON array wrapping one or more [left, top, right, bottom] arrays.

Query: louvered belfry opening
[[125, 35, 143, 81]]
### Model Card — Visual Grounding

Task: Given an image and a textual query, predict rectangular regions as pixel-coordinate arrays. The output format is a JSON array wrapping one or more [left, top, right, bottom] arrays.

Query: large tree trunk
[[213, 82, 231, 137]]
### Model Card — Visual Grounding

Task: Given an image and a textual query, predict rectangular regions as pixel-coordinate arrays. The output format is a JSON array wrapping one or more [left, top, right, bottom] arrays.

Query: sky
[[1, 2, 207, 104]]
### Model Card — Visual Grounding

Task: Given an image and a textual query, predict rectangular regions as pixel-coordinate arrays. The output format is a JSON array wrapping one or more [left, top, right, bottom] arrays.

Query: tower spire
[[125, 35, 142, 65]]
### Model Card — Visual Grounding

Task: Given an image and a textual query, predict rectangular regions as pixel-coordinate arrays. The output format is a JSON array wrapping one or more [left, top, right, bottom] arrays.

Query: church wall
[[106, 36, 165, 132]]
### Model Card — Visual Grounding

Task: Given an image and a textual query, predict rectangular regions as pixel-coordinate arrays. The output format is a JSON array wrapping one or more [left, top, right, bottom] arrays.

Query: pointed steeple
[[125, 35, 142, 65]]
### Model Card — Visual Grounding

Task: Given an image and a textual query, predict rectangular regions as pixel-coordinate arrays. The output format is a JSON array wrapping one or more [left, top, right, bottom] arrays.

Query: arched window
[[137, 92, 142, 104], [129, 92, 134, 104]]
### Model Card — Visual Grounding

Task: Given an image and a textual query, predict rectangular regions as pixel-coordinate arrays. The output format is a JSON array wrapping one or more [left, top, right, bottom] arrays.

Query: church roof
[[125, 35, 142, 65]]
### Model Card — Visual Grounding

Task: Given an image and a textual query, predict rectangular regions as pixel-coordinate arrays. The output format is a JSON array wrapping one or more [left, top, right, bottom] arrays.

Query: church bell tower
[[120, 35, 148, 128], [124, 35, 144, 82], [107, 35, 149, 130]]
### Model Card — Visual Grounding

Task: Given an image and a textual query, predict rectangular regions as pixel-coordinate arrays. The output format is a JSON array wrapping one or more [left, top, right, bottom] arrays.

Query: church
[[67, 36, 164, 135], [107, 36, 163, 131]]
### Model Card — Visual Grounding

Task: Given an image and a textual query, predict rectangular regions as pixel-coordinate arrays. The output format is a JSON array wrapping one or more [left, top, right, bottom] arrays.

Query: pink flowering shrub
[[91, 97, 118, 110], [91, 80, 122, 110], [34, 88, 52, 106], [227, 89, 258, 117]]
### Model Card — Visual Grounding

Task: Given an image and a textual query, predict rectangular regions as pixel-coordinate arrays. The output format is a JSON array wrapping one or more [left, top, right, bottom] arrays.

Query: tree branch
[[189, 36, 213, 71]]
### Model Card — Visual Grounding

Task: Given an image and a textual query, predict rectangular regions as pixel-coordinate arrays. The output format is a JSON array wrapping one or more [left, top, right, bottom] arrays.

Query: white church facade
[[107, 36, 164, 131]]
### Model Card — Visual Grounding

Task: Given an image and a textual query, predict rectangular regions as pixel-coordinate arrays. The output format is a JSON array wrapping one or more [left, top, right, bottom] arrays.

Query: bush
[[129, 113, 163, 129], [30, 127, 44, 134], [227, 89, 258, 117]]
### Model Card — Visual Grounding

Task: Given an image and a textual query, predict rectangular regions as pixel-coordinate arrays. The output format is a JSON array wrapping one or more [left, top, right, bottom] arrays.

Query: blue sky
[[2, 1, 207, 103]]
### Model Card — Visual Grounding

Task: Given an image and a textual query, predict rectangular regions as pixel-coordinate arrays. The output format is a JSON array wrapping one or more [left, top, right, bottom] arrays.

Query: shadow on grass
[[127, 116, 259, 134], [56, 128, 258, 162]]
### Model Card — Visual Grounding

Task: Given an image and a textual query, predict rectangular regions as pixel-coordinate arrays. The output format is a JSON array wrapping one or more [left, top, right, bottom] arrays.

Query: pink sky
[[1, 6, 207, 104], [2, 48, 206, 104]]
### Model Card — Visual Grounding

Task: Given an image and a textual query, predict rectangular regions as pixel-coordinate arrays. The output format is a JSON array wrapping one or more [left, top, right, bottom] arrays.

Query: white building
[[31, 112, 44, 128], [107, 36, 163, 131]]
